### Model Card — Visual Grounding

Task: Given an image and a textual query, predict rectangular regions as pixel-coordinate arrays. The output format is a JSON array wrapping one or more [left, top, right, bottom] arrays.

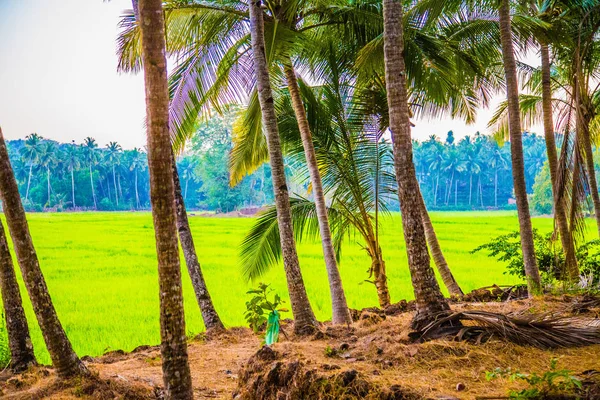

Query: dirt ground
[[1, 296, 599, 400]]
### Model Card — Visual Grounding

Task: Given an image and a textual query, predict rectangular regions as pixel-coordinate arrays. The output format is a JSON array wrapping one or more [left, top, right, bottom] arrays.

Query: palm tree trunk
[[0, 129, 87, 378], [0, 218, 36, 372], [434, 174, 439, 207], [184, 178, 189, 202], [71, 169, 76, 209], [25, 164, 33, 202], [47, 167, 51, 207], [89, 165, 97, 209], [382, 0, 449, 330], [284, 63, 352, 325], [454, 179, 458, 207], [469, 174, 472, 206], [137, 0, 193, 397], [171, 152, 225, 332], [540, 43, 579, 279], [498, 0, 541, 295], [494, 169, 498, 207], [417, 186, 463, 296], [249, 0, 318, 335], [135, 169, 140, 209], [113, 165, 119, 207]]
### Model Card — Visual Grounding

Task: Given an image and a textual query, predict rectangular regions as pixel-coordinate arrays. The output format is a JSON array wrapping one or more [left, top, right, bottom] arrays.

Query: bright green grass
[[0, 211, 592, 364]]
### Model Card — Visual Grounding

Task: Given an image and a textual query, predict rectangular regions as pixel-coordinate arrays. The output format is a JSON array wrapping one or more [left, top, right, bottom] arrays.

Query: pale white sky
[[0, 1, 539, 149]]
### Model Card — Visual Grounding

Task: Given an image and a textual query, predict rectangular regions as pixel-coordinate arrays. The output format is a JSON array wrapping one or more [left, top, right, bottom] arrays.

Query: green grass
[[0, 211, 590, 364]]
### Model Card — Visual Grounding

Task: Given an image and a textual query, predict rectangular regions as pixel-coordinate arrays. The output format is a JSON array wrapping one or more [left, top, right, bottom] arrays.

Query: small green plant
[[324, 345, 338, 358], [244, 283, 288, 333], [486, 359, 582, 399]]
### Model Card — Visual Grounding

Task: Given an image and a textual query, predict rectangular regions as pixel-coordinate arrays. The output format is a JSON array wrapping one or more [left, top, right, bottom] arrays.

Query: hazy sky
[[0, 0, 534, 149]]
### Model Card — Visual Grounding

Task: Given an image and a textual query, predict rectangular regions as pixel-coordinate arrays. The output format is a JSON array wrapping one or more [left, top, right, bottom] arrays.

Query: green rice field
[[0, 211, 590, 364]]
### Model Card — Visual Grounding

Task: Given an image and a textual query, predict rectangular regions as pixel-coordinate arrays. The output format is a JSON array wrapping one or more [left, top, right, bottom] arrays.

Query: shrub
[[244, 283, 287, 334]]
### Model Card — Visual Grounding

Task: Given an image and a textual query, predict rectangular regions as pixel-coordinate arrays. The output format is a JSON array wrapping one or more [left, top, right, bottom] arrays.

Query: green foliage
[[530, 162, 553, 215], [486, 359, 582, 399], [244, 283, 287, 334], [472, 229, 600, 283]]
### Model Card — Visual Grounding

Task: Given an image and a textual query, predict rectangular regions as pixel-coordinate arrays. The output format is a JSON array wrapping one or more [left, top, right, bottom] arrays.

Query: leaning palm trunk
[[137, 0, 193, 397], [540, 43, 579, 279], [284, 63, 352, 325], [249, 0, 318, 335], [417, 186, 463, 296], [0, 218, 36, 372], [0, 129, 87, 378], [25, 165, 33, 202], [382, 0, 449, 329], [171, 152, 225, 332], [498, 0, 541, 295]]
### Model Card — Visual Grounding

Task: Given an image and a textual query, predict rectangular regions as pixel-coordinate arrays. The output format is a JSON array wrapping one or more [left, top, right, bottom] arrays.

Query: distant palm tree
[[106, 142, 122, 207], [20, 133, 43, 202], [65, 142, 80, 209], [82, 137, 98, 209], [179, 159, 197, 203], [129, 148, 145, 209], [37, 142, 58, 208], [488, 148, 509, 208]]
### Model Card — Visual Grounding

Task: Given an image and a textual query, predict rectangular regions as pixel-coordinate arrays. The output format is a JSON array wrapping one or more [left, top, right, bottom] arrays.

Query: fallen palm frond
[[416, 311, 600, 349]]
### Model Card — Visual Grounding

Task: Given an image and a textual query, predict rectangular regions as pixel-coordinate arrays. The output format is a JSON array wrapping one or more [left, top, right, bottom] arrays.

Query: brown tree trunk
[[382, 0, 449, 330], [283, 63, 352, 325], [0, 129, 86, 378], [0, 218, 37, 372], [417, 186, 463, 296], [171, 152, 225, 332], [498, 0, 541, 295], [137, 1, 194, 398], [540, 43, 579, 279], [249, 0, 318, 335]]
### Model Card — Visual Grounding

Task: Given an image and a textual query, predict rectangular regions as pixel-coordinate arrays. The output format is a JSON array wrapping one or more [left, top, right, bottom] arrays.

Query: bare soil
[[1, 297, 599, 399]]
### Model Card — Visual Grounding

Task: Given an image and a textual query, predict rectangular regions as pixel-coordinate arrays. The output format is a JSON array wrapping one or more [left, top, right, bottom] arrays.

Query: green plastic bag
[[264, 310, 280, 346]]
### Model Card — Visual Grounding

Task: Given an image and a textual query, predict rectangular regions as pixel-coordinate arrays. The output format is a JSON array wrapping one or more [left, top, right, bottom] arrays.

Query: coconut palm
[[0, 128, 87, 378], [82, 137, 99, 209], [106, 142, 122, 207], [179, 158, 197, 202], [136, 0, 194, 397], [129, 148, 146, 209], [37, 142, 59, 208], [20, 133, 43, 202], [65, 142, 81, 209]]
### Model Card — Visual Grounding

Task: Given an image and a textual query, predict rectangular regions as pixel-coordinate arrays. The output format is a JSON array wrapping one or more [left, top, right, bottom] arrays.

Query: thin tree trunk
[[417, 186, 463, 296], [494, 169, 498, 207], [71, 169, 76, 209], [47, 167, 51, 207], [171, 152, 225, 332], [498, 0, 541, 295], [113, 165, 119, 207], [454, 179, 458, 207], [89, 165, 97, 209], [249, 0, 318, 335], [25, 164, 32, 202], [382, 0, 449, 330], [540, 43, 579, 279], [469, 174, 472, 206], [0, 218, 36, 372], [135, 170, 140, 209], [118, 173, 123, 201], [284, 63, 352, 325], [184, 178, 189, 203], [137, 0, 193, 397], [434, 174, 439, 207], [0, 129, 87, 378]]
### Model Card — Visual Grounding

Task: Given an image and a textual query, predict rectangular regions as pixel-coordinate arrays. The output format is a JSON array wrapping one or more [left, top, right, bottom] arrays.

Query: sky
[[0, 0, 537, 149]]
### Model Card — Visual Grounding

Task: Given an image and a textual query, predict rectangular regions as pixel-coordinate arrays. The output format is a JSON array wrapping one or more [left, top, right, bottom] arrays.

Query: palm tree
[[20, 133, 43, 202], [498, 0, 541, 294], [248, 0, 319, 334], [65, 142, 81, 209], [38, 142, 58, 208], [0, 218, 36, 372], [0, 128, 87, 378], [488, 148, 509, 208], [382, 0, 449, 329], [82, 137, 98, 209], [179, 159, 197, 202], [130, 148, 145, 209], [106, 142, 122, 207], [136, 0, 193, 397]]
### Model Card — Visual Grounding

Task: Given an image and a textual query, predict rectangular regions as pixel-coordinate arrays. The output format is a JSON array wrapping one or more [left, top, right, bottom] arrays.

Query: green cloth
[[264, 310, 280, 345]]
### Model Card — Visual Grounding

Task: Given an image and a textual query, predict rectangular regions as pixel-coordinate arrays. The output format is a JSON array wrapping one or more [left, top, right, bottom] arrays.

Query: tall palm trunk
[[417, 186, 463, 296], [135, 169, 140, 209], [113, 165, 119, 206], [284, 63, 352, 325], [46, 167, 51, 207], [171, 152, 225, 332], [382, 0, 449, 329], [498, 0, 541, 295], [0, 129, 87, 378], [25, 164, 33, 202], [89, 165, 97, 209], [249, 0, 318, 335], [468, 174, 472, 205], [540, 43, 579, 279], [0, 218, 36, 372], [71, 169, 76, 208], [137, 0, 193, 397], [494, 169, 498, 207]]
